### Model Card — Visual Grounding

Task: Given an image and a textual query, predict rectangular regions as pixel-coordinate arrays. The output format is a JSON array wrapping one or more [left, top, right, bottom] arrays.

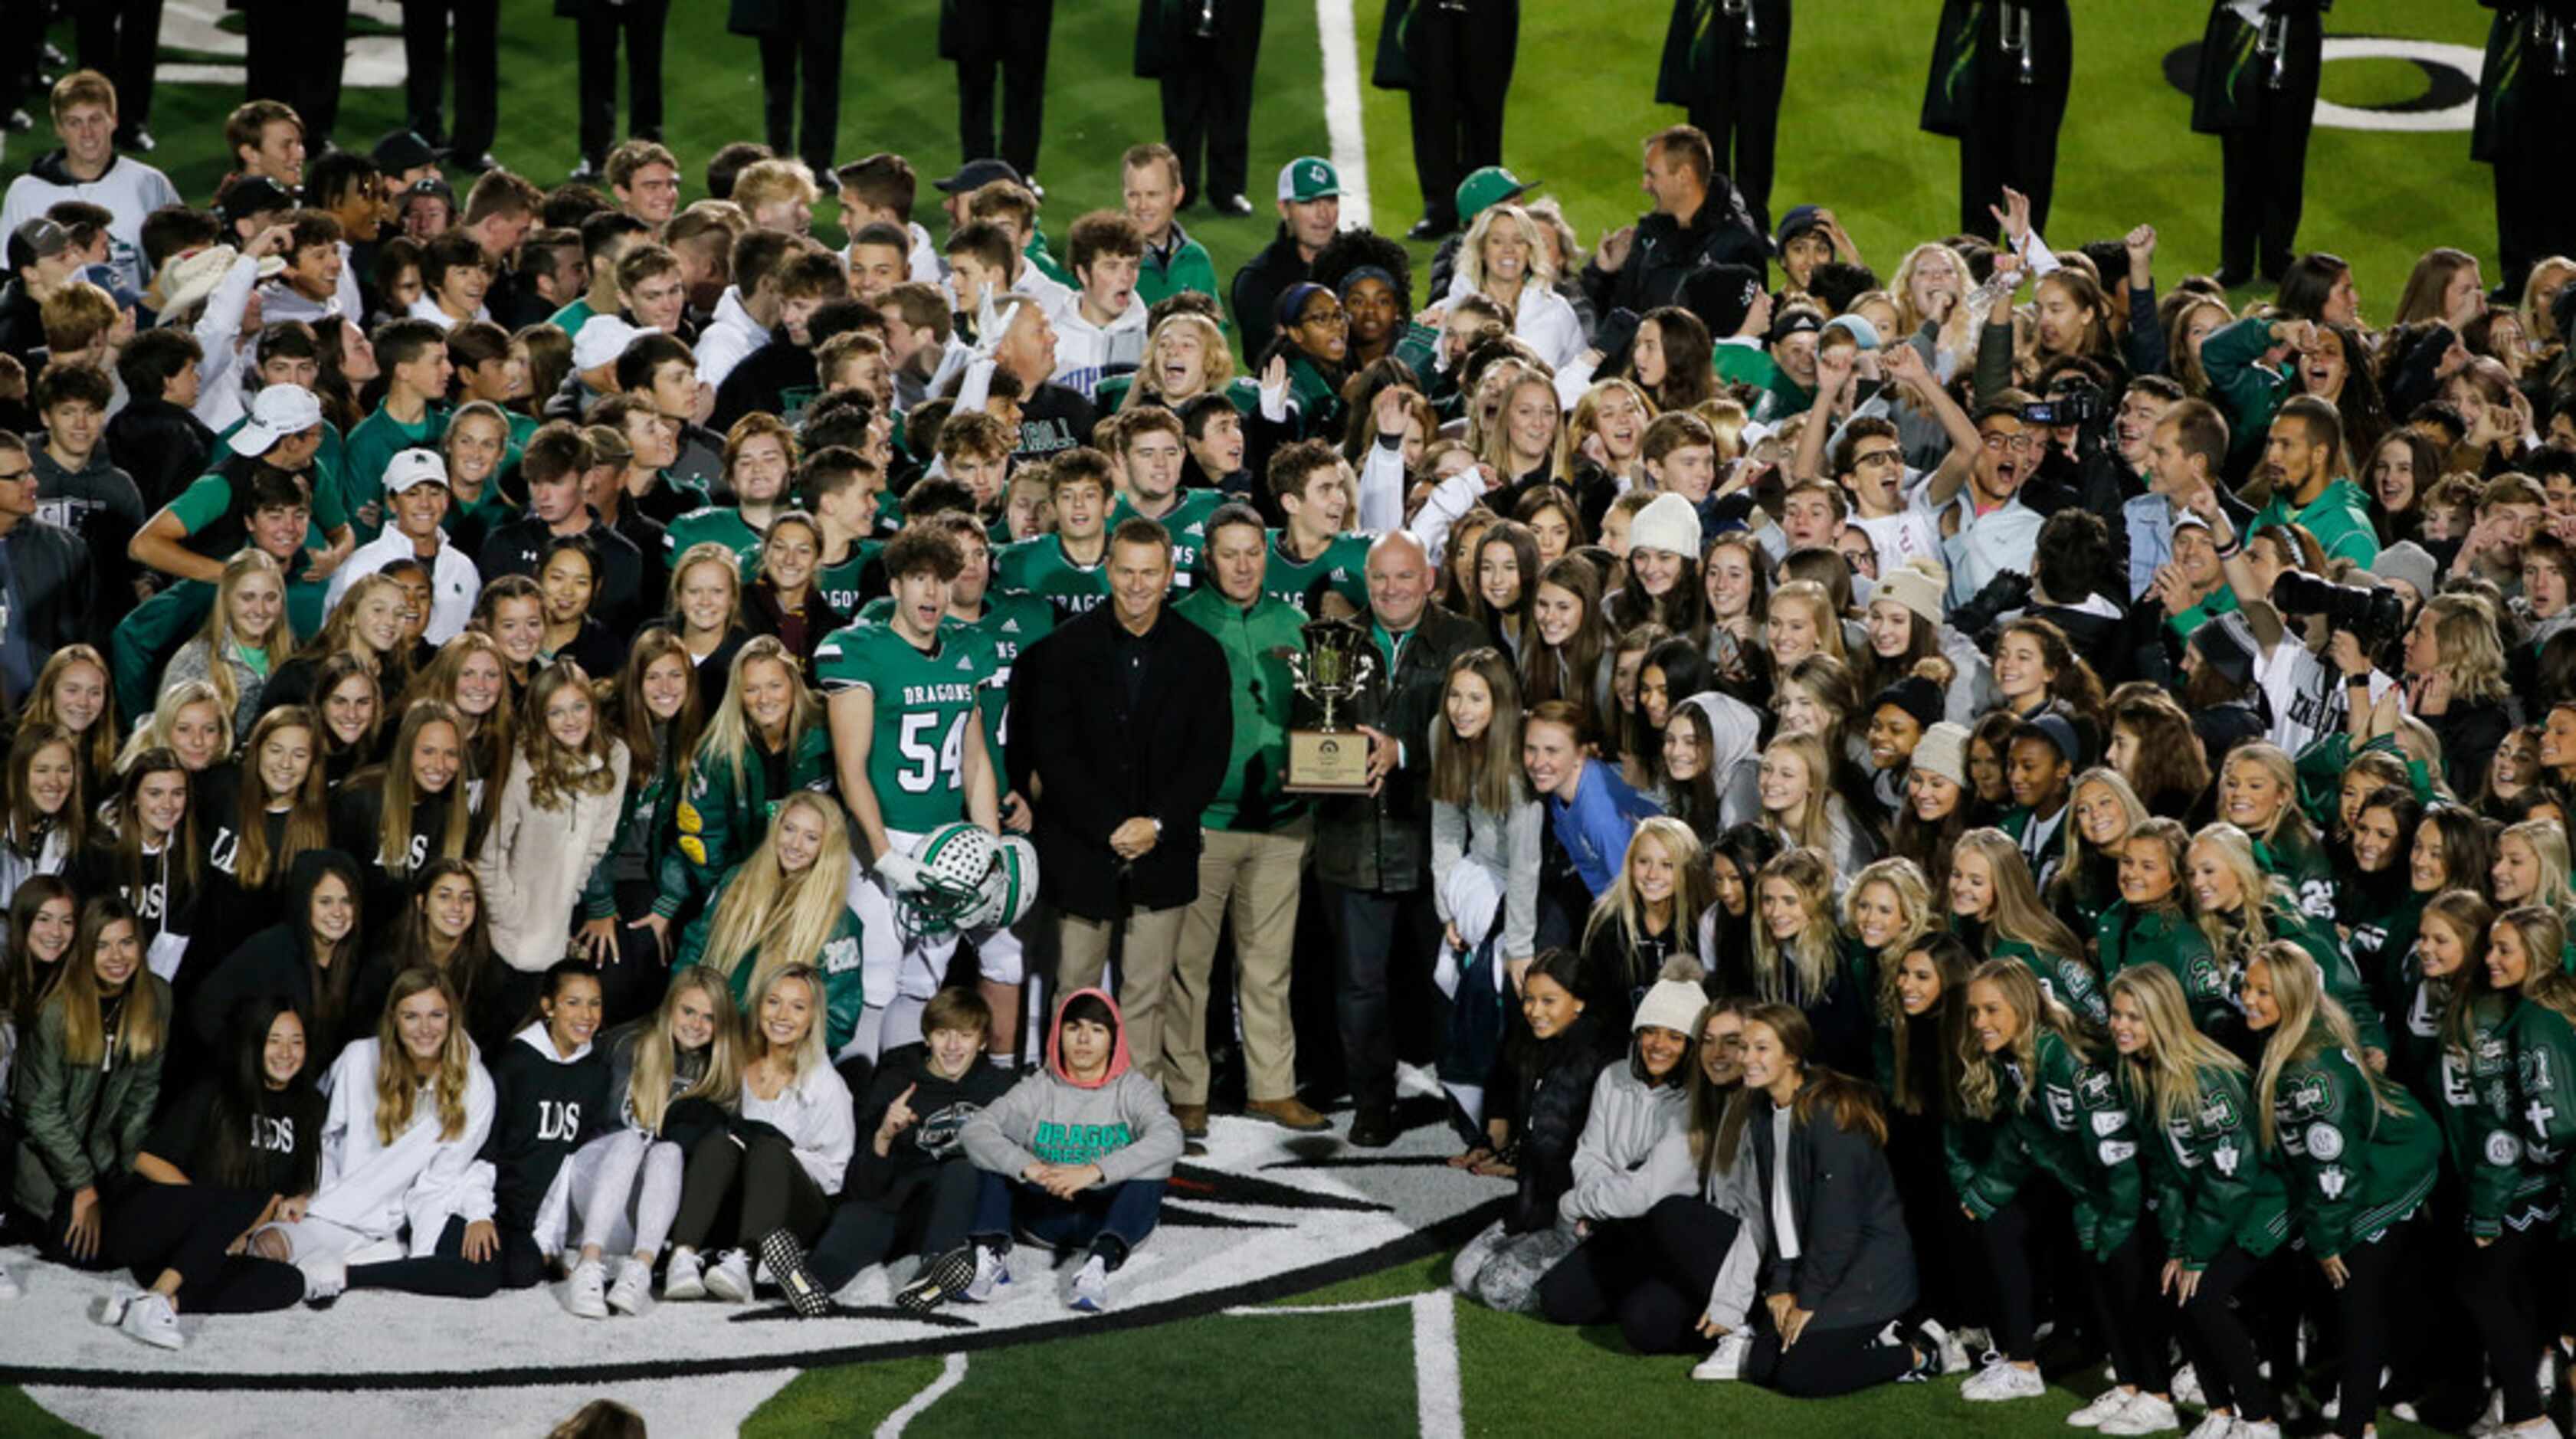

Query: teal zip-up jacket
[[1136, 224, 1220, 311], [2132, 1062, 2292, 1269], [2098, 900, 2233, 1033], [675, 867, 867, 1057], [664, 725, 835, 916], [1953, 1029, 2142, 1259], [2266, 1042, 2440, 1257], [1172, 585, 1309, 834]]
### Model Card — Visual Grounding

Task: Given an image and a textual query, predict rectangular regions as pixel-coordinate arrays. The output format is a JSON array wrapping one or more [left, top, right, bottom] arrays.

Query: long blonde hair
[[696, 637, 820, 800], [1956, 959, 2086, 1121], [2059, 766, 2148, 880], [696, 793, 855, 997], [1845, 857, 1937, 1008], [2499, 820, 2574, 921], [1955, 828, 2087, 963], [193, 549, 296, 719], [116, 678, 231, 773], [667, 541, 746, 632], [372, 967, 477, 1144], [2221, 743, 2315, 851], [2247, 941, 2409, 1149], [2188, 821, 2295, 953], [1757, 733, 1840, 855], [54, 897, 161, 1067], [2109, 964, 2244, 1126], [24, 645, 119, 782], [1129, 313, 1235, 407], [626, 965, 744, 1134], [1751, 847, 1840, 1005], [746, 962, 829, 1081], [1582, 818, 1710, 990]]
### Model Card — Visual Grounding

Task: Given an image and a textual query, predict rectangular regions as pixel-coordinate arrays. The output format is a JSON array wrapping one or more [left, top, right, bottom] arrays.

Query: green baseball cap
[[1277, 156, 1341, 204], [1454, 166, 1533, 223]]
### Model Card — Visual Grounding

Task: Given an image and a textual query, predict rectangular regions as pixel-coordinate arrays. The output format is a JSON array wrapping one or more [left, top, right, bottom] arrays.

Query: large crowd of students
[[0, 43, 2574, 1439]]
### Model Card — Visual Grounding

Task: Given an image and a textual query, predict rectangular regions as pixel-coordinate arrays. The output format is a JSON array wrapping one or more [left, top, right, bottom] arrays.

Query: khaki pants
[[1058, 903, 1188, 1088], [1168, 823, 1309, 1104]]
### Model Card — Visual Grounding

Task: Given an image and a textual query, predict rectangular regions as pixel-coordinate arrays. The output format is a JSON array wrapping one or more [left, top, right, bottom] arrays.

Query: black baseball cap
[[219, 176, 297, 228], [932, 158, 1023, 195], [1765, 307, 1824, 346], [372, 129, 440, 175]]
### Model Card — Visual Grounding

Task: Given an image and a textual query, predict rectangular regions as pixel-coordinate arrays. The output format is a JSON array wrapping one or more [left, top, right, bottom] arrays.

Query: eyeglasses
[[0, 467, 32, 483], [1853, 448, 1903, 468], [1979, 431, 2039, 454], [1298, 307, 1350, 329]]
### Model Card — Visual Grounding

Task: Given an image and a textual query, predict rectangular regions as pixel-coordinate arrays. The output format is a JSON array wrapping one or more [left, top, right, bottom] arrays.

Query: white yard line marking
[[1315, 0, 1375, 229], [875, 1352, 968, 1438], [1224, 1293, 1426, 1316], [1411, 1291, 1464, 1439]]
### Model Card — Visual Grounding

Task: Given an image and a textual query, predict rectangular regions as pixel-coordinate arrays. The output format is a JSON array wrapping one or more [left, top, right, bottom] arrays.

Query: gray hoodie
[[1558, 1058, 1690, 1224], [962, 988, 1186, 1187]]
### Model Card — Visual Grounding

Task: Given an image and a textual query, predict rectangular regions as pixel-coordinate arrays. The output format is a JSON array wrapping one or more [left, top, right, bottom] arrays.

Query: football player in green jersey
[[993, 447, 1116, 619], [665, 413, 799, 577], [805, 444, 884, 616], [862, 510, 1054, 824], [819, 525, 1021, 1062], [1107, 407, 1221, 592], [1264, 438, 1371, 618]]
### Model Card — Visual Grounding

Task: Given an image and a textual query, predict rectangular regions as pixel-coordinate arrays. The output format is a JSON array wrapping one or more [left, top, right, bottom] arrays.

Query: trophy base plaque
[[1284, 729, 1373, 794]]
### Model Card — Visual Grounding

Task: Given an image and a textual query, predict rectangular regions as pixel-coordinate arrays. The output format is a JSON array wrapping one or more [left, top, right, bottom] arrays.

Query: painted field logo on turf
[[3, 1116, 1498, 1434], [2163, 35, 2485, 132]]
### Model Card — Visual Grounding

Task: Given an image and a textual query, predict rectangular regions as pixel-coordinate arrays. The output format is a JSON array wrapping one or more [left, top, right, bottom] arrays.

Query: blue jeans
[[970, 1171, 1165, 1270]]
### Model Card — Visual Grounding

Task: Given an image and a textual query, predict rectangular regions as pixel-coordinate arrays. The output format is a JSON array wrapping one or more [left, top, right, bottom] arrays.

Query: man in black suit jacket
[[1014, 513, 1231, 1100], [0, 431, 93, 701]]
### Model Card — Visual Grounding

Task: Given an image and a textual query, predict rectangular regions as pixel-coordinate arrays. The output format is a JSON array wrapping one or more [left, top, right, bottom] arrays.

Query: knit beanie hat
[[1633, 956, 1707, 1035], [2373, 540, 2437, 603], [1874, 557, 1947, 628], [1630, 491, 1703, 559], [1912, 722, 1971, 788], [2192, 611, 2260, 689], [1874, 674, 1945, 730]]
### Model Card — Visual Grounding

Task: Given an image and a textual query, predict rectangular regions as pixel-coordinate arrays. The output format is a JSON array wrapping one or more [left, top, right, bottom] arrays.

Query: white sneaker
[[1964, 1359, 2047, 1402], [2473, 1389, 2510, 1439], [1918, 1317, 1969, 1375], [1069, 1255, 1109, 1313], [704, 1250, 754, 1303], [2502, 1421, 2567, 1439], [564, 1258, 609, 1319], [297, 1256, 347, 1308], [2181, 1412, 2237, 1439], [116, 1292, 184, 1351], [1691, 1332, 1751, 1382], [2099, 1393, 2181, 1436], [2070, 1386, 2138, 1428], [2234, 1421, 2283, 1439], [2171, 1364, 2206, 1408], [0, 1261, 21, 1300], [962, 1244, 1011, 1303], [662, 1249, 707, 1301], [606, 1258, 652, 1316]]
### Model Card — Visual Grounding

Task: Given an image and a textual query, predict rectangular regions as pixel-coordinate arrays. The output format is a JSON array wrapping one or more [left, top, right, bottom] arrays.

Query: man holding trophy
[[1310, 528, 1486, 1146]]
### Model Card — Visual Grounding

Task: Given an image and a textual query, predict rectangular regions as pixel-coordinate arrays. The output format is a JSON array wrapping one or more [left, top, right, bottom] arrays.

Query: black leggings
[[2173, 1243, 2278, 1423], [589, 878, 673, 1031], [2315, 1220, 2411, 1435], [106, 1182, 303, 1314], [671, 1130, 829, 1253], [808, 1160, 981, 1293], [2459, 1223, 2550, 1424], [2080, 1229, 2170, 1395], [349, 1214, 502, 1300], [1975, 1191, 2066, 1362], [1744, 1316, 1916, 1398], [1553, 1195, 1742, 1355]]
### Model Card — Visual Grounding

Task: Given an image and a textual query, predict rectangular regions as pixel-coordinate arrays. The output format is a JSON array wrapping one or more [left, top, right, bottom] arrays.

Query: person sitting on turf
[[808, 986, 1016, 1310], [946, 987, 1183, 1315], [1450, 946, 1617, 1313]]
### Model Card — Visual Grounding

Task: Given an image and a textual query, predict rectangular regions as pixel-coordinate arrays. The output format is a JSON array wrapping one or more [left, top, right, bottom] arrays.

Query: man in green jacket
[[1169, 503, 1330, 1139], [2249, 395, 2377, 568], [1124, 143, 1221, 309]]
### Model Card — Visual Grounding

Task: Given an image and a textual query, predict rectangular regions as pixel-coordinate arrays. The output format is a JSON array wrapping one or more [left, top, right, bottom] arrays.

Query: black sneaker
[[1348, 1106, 1396, 1148], [896, 1245, 982, 1313], [758, 1228, 833, 1318]]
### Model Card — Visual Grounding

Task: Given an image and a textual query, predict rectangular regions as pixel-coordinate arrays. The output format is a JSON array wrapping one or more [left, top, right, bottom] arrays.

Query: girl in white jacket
[[255, 968, 500, 1300], [662, 962, 853, 1314], [475, 659, 631, 990]]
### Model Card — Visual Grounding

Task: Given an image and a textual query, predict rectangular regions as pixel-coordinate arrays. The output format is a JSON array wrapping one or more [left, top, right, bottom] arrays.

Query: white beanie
[[1634, 956, 1707, 1035], [1874, 556, 1948, 628], [1630, 491, 1703, 559], [1912, 722, 1971, 789]]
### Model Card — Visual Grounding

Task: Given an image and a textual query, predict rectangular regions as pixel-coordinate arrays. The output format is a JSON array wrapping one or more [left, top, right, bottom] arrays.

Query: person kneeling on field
[[933, 988, 1182, 1315], [1450, 948, 1615, 1313], [806, 987, 1015, 1310]]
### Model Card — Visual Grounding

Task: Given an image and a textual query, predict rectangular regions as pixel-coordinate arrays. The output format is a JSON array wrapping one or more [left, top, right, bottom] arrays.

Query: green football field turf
[[43, 1, 2499, 343], [0, 5, 2509, 1432]]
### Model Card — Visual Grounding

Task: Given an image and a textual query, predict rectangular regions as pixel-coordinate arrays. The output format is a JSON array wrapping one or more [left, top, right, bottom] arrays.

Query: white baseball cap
[[572, 314, 654, 372], [233, 385, 324, 456], [383, 447, 449, 493]]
